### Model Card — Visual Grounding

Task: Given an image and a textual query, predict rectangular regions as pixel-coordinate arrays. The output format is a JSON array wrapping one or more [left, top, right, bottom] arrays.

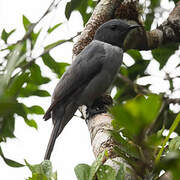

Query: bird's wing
[[43, 40, 105, 120]]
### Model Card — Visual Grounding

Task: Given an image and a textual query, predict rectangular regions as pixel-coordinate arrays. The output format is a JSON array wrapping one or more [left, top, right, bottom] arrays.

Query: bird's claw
[[85, 106, 107, 123]]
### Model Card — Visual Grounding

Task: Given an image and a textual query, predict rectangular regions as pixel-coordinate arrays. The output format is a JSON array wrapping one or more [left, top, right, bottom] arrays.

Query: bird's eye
[[110, 24, 118, 30]]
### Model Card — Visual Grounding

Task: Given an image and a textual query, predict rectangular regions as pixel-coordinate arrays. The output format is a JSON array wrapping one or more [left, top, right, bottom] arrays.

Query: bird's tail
[[44, 102, 78, 160], [44, 119, 61, 160]]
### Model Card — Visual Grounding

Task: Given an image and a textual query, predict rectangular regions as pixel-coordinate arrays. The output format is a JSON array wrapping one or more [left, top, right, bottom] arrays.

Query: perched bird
[[43, 19, 139, 160]]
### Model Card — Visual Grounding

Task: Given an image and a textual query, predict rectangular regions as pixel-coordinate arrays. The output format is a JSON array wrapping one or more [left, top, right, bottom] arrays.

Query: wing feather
[[43, 40, 105, 120]]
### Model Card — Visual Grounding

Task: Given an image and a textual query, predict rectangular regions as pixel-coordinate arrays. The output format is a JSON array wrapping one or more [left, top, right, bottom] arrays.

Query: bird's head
[[94, 19, 140, 49]]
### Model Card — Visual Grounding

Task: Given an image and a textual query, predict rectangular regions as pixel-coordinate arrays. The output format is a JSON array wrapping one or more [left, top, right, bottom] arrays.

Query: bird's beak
[[128, 24, 141, 30]]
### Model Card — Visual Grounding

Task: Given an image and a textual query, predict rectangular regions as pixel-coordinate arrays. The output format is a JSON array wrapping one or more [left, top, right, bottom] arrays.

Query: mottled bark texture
[[72, 0, 180, 179], [73, 0, 119, 58], [73, 0, 180, 55]]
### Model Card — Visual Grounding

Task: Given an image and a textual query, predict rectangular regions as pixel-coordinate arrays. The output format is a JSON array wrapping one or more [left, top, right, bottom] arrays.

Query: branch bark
[[73, 0, 180, 55], [72, 0, 180, 179]]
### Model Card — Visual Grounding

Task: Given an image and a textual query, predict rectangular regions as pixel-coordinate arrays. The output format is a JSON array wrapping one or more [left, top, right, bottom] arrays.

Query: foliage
[[111, 97, 180, 179], [75, 98, 179, 179], [0, 146, 24, 167], [65, 0, 96, 25], [75, 151, 120, 180], [0, 11, 69, 167], [0, 0, 180, 179], [25, 160, 57, 180]]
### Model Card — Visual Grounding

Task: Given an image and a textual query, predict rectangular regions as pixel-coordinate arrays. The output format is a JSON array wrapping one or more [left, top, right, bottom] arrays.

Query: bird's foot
[[85, 94, 113, 123], [86, 107, 106, 119]]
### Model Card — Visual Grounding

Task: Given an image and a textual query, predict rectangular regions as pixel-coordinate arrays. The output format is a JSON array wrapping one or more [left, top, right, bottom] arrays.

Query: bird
[[43, 19, 140, 160]]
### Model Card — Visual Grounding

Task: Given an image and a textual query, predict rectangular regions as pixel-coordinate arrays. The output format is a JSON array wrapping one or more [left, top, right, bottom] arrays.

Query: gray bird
[[43, 19, 139, 160]]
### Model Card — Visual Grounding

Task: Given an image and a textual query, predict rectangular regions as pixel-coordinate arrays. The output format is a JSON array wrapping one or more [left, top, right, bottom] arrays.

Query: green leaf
[[128, 60, 149, 80], [2, 156, 25, 168], [31, 29, 41, 46], [0, 114, 15, 139], [89, 151, 106, 180], [169, 136, 180, 151], [25, 160, 57, 180], [25, 160, 43, 174], [119, 66, 128, 76], [116, 164, 125, 180], [147, 132, 164, 148], [15, 103, 28, 119], [150, 0, 161, 8], [7, 72, 29, 97], [111, 94, 162, 137], [111, 131, 141, 159], [126, 50, 149, 80], [97, 165, 116, 180], [24, 105, 44, 115], [74, 164, 90, 180], [19, 83, 50, 97], [65, 0, 83, 19], [156, 113, 180, 163], [44, 39, 72, 52], [42, 53, 69, 78], [33, 90, 50, 97], [0, 98, 27, 139], [77, 0, 92, 25], [127, 49, 142, 61], [155, 151, 180, 180], [52, 171, 57, 180], [65, 0, 94, 24], [152, 43, 179, 69], [23, 15, 31, 31], [0, 146, 24, 167], [41, 160, 53, 177], [144, 12, 154, 31], [144, 0, 160, 30], [0, 99, 38, 138], [48, 23, 62, 33], [113, 82, 137, 103], [1, 29, 16, 43], [29, 63, 50, 85], [27, 174, 48, 180], [152, 109, 179, 135], [24, 119, 38, 129], [3, 44, 24, 86]]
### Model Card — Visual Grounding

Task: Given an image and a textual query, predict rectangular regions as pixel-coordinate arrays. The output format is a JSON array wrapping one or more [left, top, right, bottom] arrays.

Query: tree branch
[[4, 0, 62, 48], [159, 172, 172, 180], [73, 0, 180, 56], [20, 33, 80, 72], [137, 1, 180, 50], [72, 0, 120, 57], [117, 74, 151, 95]]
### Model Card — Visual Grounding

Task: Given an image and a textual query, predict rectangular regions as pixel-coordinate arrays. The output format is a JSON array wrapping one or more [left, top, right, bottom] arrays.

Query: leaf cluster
[[25, 160, 57, 180], [74, 151, 131, 180], [0, 13, 69, 166]]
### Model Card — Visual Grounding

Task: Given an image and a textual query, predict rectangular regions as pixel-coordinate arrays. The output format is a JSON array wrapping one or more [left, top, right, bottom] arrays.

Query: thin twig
[[2, 0, 62, 49], [20, 32, 80, 71], [155, 114, 180, 163], [167, 98, 180, 105], [117, 73, 151, 94], [146, 100, 167, 136]]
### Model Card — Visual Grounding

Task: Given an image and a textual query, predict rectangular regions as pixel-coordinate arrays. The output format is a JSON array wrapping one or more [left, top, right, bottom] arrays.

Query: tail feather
[[44, 102, 78, 160], [44, 119, 61, 160], [43, 102, 57, 120]]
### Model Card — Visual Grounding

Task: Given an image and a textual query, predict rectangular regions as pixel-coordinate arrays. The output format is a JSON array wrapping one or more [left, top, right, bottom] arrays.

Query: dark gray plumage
[[43, 19, 139, 160]]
